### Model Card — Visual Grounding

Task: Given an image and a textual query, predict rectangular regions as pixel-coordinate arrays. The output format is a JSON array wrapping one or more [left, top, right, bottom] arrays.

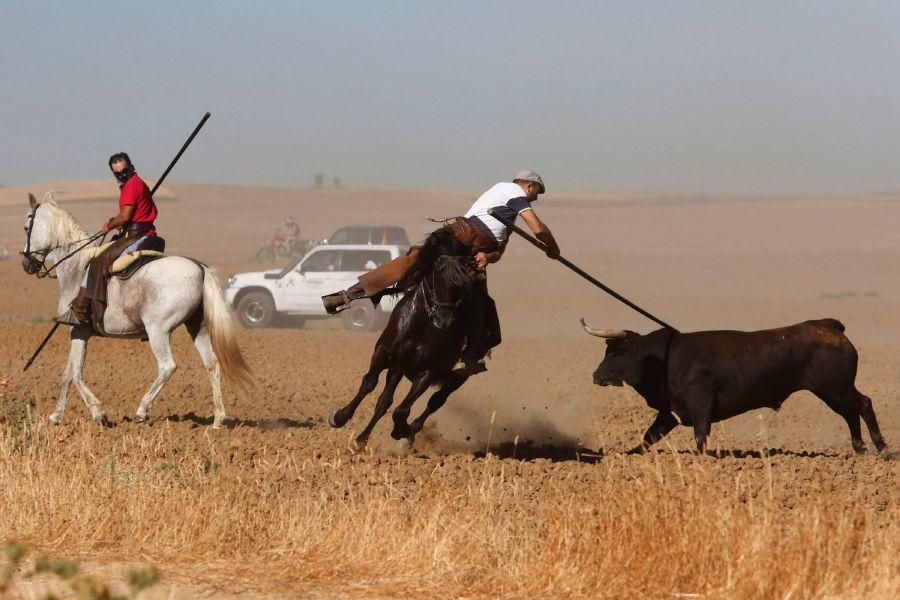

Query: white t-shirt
[[464, 182, 533, 243]]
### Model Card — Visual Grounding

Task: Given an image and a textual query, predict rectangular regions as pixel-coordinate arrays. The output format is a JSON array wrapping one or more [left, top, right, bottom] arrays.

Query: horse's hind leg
[[329, 345, 390, 428], [405, 373, 467, 441], [134, 329, 177, 424], [186, 313, 227, 427], [359, 370, 431, 448], [65, 328, 107, 424]]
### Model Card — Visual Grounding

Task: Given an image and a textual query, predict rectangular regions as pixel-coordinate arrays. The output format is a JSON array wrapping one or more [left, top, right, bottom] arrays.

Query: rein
[[420, 255, 471, 330], [42, 232, 106, 278], [21, 203, 105, 279]]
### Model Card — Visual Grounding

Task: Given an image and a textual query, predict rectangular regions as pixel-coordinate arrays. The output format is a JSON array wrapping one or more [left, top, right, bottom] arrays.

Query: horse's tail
[[201, 265, 254, 391]]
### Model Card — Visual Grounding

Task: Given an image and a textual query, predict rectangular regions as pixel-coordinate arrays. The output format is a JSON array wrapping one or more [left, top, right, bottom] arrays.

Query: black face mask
[[113, 166, 135, 185]]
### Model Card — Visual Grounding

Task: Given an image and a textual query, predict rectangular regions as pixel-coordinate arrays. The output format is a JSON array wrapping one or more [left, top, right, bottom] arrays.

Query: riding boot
[[69, 287, 92, 324], [454, 284, 488, 376], [322, 283, 367, 314]]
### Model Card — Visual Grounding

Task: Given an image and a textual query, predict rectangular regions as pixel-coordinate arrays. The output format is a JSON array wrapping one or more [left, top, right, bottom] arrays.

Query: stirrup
[[53, 310, 81, 327], [322, 291, 352, 314], [54, 309, 83, 327]]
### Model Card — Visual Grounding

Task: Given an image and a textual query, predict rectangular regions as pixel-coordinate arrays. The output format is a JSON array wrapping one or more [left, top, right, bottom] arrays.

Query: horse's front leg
[[135, 329, 177, 423], [353, 369, 425, 450], [48, 348, 74, 425], [407, 373, 467, 441], [65, 327, 108, 424], [388, 370, 438, 442]]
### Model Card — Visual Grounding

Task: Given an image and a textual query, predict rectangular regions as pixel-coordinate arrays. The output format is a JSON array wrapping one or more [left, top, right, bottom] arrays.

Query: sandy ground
[[0, 181, 898, 596]]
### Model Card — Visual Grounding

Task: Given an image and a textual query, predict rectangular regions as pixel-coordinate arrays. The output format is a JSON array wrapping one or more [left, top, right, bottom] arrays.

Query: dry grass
[[0, 419, 897, 599]]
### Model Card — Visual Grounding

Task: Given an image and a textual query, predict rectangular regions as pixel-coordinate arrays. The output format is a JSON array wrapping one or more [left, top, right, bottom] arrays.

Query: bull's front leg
[[628, 411, 678, 454], [692, 418, 712, 454]]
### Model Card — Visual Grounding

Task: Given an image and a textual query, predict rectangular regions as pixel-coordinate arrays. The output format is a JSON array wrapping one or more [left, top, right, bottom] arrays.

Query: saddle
[[110, 250, 166, 280], [84, 234, 167, 335]]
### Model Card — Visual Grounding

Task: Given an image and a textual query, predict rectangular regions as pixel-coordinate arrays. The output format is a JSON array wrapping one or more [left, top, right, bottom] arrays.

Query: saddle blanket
[[85, 243, 165, 274]]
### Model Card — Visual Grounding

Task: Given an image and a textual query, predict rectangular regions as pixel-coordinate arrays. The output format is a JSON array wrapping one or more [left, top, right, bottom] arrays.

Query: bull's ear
[[28, 193, 38, 210]]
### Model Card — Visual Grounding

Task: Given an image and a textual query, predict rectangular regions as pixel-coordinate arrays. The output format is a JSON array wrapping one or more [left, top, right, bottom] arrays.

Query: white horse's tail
[[201, 266, 254, 390]]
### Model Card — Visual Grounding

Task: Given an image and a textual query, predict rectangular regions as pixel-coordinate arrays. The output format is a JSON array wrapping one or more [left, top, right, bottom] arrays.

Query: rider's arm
[[519, 209, 560, 259], [474, 243, 505, 270], [104, 205, 136, 232]]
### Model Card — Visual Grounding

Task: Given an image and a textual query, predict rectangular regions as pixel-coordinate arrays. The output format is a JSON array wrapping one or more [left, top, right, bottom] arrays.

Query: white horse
[[20, 193, 252, 426]]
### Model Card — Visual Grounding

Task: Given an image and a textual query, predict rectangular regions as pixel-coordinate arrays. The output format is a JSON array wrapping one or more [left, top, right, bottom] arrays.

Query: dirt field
[[0, 182, 898, 598]]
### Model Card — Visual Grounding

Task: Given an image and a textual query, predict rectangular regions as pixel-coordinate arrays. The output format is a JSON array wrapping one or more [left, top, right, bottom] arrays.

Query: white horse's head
[[21, 191, 86, 275]]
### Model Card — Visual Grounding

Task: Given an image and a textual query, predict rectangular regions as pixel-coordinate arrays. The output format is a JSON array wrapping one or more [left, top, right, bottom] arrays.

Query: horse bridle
[[20, 203, 104, 279], [421, 255, 471, 330]]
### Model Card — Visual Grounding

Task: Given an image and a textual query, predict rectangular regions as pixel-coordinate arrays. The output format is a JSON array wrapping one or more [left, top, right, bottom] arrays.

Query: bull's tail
[[201, 266, 254, 391]]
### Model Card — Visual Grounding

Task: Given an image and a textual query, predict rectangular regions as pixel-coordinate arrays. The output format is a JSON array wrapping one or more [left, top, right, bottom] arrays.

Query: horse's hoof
[[134, 413, 147, 424], [328, 410, 345, 429], [390, 424, 412, 440], [395, 437, 413, 453], [92, 412, 108, 425], [212, 417, 226, 429], [48, 413, 62, 425]]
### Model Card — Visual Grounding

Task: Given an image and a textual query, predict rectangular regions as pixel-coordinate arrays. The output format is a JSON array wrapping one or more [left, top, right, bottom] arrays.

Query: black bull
[[583, 318, 888, 454]]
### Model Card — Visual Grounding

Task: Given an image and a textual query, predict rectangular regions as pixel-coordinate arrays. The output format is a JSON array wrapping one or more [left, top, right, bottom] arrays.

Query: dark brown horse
[[328, 227, 476, 449]]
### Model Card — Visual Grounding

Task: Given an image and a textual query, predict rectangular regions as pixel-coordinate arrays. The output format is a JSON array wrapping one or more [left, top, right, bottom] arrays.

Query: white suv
[[225, 244, 408, 331]]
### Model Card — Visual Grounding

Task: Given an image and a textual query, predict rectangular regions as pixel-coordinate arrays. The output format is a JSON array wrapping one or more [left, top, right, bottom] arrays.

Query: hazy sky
[[2, 1, 899, 195]]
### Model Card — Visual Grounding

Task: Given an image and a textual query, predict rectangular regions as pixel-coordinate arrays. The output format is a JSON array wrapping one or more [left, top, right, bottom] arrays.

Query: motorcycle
[[256, 237, 311, 262]]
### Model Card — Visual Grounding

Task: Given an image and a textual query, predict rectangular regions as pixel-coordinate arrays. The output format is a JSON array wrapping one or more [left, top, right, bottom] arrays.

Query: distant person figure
[[274, 216, 301, 249], [322, 169, 560, 374], [0, 245, 9, 261], [314, 173, 324, 189], [333, 177, 342, 189], [68, 152, 163, 326]]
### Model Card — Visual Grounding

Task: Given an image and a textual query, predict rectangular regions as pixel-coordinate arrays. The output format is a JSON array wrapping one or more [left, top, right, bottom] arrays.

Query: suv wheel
[[236, 291, 275, 328], [342, 300, 380, 332]]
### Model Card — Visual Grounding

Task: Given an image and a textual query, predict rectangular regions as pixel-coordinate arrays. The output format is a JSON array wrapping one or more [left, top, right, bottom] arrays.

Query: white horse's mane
[[40, 193, 90, 249], [38, 192, 95, 272]]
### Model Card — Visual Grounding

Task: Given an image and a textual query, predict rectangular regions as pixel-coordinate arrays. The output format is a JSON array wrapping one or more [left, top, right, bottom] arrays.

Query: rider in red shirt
[[104, 155, 157, 234], [68, 152, 161, 326]]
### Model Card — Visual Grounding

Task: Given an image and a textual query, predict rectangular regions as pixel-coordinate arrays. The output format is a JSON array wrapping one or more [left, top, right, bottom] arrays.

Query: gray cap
[[514, 169, 545, 194]]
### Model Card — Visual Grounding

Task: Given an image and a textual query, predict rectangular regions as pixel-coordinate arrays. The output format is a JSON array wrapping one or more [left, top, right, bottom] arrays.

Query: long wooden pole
[[487, 208, 679, 332]]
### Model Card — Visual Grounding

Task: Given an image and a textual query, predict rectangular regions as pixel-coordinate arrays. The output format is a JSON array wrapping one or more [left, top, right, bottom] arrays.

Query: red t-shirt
[[119, 172, 158, 231]]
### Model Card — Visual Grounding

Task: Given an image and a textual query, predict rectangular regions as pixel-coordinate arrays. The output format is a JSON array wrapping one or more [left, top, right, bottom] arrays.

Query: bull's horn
[[580, 318, 627, 339]]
